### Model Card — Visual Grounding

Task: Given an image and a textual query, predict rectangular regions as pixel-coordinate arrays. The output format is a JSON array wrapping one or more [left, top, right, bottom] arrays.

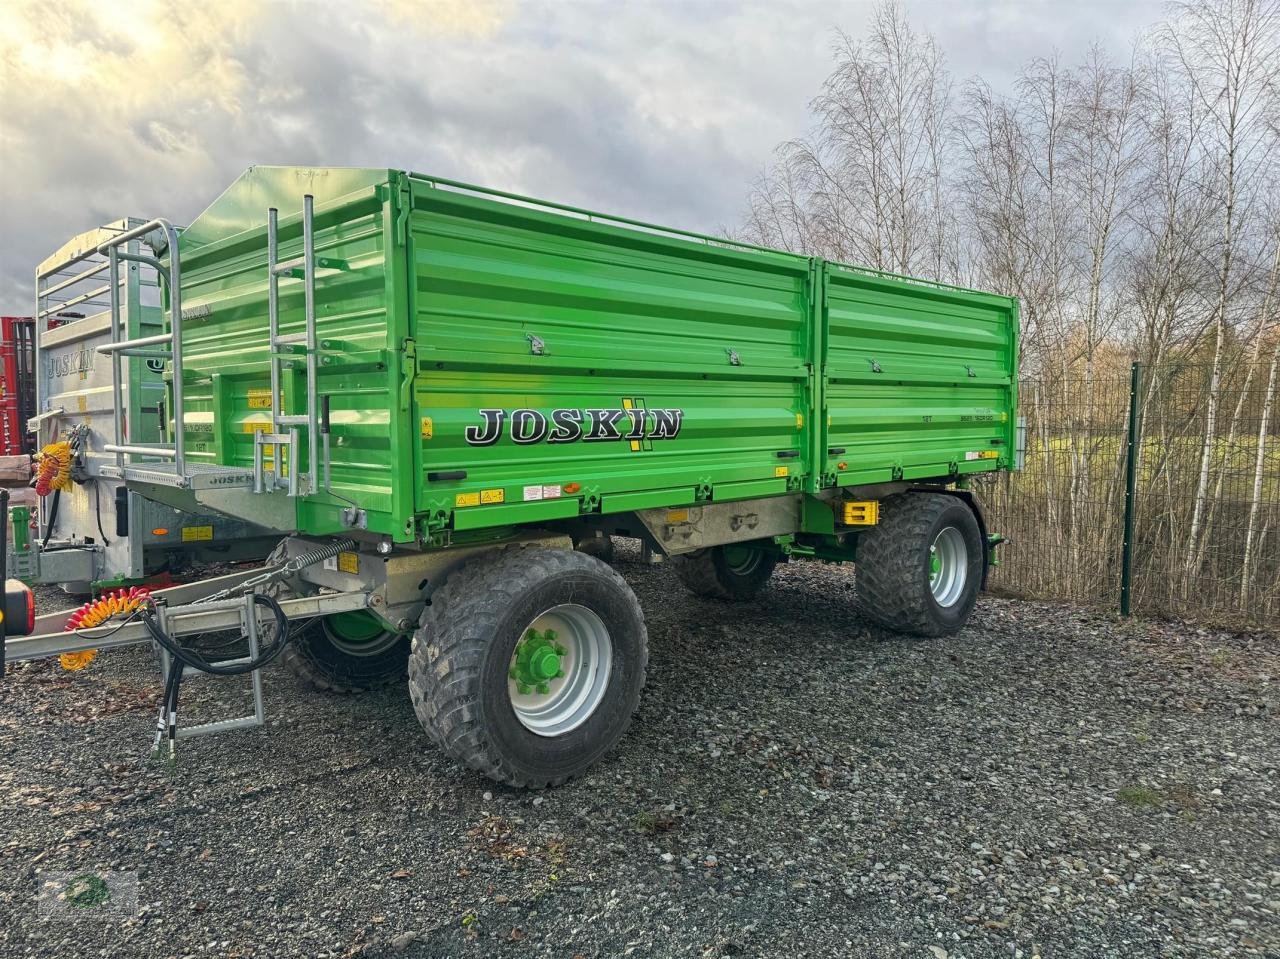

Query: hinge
[[394, 175, 412, 247], [400, 339, 417, 410]]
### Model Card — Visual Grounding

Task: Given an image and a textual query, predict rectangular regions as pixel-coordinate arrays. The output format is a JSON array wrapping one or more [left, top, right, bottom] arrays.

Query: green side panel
[[822, 265, 1017, 486], [407, 181, 814, 529], [166, 166, 1018, 543], [180, 166, 393, 250], [173, 167, 415, 539]]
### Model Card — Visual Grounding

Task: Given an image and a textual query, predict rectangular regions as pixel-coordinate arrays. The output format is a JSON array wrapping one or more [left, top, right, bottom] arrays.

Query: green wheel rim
[[721, 544, 762, 575], [321, 610, 403, 656]]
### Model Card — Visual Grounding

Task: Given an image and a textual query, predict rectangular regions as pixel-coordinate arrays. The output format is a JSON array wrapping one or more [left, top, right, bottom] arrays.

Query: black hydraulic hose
[[145, 592, 292, 758], [40, 489, 60, 550], [93, 482, 111, 547], [143, 593, 291, 677]]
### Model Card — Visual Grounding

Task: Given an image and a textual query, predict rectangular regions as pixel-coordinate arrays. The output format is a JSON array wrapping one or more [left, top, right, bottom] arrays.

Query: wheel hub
[[510, 629, 566, 695]]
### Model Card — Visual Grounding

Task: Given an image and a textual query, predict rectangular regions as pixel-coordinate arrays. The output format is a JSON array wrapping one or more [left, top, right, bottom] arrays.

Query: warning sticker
[[337, 551, 360, 574], [965, 450, 999, 461], [181, 525, 213, 542], [247, 389, 274, 410], [775, 466, 790, 478], [420, 417, 433, 440], [481, 488, 505, 505], [455, 492, 480, 508], [523, 485, 543, 501]]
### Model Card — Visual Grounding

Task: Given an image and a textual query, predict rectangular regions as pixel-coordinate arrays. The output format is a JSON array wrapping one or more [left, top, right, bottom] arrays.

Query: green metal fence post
[[1120, 361, 1142, 616]]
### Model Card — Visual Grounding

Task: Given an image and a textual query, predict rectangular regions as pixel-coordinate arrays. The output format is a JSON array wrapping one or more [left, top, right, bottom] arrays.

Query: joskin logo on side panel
[[464, 400, 683, 450]]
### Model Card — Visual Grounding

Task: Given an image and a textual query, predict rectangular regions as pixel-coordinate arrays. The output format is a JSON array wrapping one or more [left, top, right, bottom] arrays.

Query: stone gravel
[[1, 542, 1277, 958]]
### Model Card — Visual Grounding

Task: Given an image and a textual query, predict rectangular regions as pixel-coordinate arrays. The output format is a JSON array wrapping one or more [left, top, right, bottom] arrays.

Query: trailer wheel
[[280, 610, 410, 694], [409, 546, 647, 788], [669, 544, 778, 601], [260, 543, 410, 693], [855, 492, 983, 637]]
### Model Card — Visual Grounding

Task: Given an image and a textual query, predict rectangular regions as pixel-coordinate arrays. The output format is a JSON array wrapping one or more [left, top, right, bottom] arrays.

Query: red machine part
[[0, 317, 35, 456]]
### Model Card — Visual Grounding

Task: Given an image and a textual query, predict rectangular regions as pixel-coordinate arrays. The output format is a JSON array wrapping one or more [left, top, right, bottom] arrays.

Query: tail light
[[4, 579, 34, 636]]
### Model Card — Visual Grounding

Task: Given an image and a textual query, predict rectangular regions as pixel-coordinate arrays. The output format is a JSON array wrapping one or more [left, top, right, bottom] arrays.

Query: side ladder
[[256, 195, 320, 497]]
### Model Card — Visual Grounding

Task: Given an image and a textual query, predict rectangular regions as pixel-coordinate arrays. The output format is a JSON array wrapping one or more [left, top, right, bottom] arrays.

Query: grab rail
[[96, 219, 185, 477]]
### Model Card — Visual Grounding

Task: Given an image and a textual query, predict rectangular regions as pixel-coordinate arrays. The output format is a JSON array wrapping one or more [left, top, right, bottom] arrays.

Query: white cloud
[[0, 0, 1166, 312]]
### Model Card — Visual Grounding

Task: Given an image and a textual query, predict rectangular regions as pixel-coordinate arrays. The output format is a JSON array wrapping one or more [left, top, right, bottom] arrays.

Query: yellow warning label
[[420, 417, 433, 440], [244, 421, 270, 434], [181, 525, 213, 542], [455, 492, 481, 508], [666, 509, 689, 524], [337, 551, 360, 574], [481, 488, 505, 505], [775, 466, 790, 478], [247, 389, 274, 409]]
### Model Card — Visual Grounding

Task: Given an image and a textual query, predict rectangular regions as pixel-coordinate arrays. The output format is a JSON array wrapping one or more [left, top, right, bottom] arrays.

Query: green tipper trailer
[[8, 166, 1018, 787]]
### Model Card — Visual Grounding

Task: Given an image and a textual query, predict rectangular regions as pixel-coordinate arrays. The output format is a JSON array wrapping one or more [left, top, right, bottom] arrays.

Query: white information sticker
[[523, 485, 544, 501], [542, 485, 562, 499]]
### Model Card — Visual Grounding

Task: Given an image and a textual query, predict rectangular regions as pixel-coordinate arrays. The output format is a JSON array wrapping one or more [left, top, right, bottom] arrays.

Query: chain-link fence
[[981, 362, 1280, 627]]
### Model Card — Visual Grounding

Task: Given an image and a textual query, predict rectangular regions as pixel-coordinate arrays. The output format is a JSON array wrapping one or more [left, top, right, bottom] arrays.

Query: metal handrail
[[37, 258, 110, 301], [96, 332, 172, 354], [96, 218, 185, 477], [102, 443, 178, 459], [301, 194, 320, 492]]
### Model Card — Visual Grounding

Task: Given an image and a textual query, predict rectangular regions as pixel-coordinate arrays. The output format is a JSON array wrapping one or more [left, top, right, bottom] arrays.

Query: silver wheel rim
[[929, 527, 968, 608], [508, 604, 612, 737]]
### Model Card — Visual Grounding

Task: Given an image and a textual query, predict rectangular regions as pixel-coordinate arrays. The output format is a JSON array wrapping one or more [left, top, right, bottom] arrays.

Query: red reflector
[[3, 579, 34, 637]]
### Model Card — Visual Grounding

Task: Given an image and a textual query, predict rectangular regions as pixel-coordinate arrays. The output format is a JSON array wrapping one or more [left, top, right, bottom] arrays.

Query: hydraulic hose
[[39, 489, 60, 551], [142, 592, 292, 758]]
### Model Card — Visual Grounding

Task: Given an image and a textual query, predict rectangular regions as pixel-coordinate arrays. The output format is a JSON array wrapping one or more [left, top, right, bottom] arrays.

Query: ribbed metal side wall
[[169, 166, 1017, 541], [406, 183, 813, 529], [824, 267, 1018, 485]]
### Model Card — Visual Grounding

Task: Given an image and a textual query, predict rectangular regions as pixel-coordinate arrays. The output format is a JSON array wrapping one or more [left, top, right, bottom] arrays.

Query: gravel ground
[[1, 542, 1277, 959]]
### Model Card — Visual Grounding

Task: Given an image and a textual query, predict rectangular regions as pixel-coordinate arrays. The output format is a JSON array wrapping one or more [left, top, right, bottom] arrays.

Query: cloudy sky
[[0, 0, 1166, 314]]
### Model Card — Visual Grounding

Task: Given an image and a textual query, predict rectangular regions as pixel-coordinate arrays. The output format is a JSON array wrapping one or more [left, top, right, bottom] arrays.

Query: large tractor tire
[[409, 546, 648, 788], [260, 543, 410, 693], [669, 544, 778, 601], [855, 492, 983, 637]]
